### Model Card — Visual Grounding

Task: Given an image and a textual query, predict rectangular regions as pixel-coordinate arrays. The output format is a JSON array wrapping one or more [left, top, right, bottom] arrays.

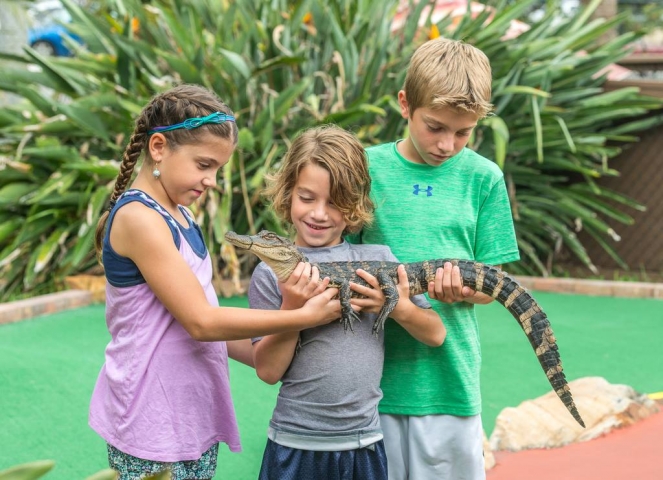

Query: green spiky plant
[[0, 0, 661, 301]]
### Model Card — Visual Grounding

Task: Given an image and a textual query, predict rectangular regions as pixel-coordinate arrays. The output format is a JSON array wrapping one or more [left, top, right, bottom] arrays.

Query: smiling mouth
[[304, 222, 328, 231]]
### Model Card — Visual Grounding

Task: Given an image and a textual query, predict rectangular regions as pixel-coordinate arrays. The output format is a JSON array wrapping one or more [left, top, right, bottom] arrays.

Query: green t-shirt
[[347, 142, 520, 416]]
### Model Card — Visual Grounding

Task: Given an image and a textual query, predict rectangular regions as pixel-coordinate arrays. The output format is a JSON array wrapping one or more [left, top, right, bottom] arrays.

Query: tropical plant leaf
[[0, 0, 661, 299], [0, 460, 55, 480]]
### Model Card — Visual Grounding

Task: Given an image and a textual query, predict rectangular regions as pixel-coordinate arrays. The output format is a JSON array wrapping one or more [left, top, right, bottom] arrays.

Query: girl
[[248, 125, 447, 479], [89, 84, 342, 480]]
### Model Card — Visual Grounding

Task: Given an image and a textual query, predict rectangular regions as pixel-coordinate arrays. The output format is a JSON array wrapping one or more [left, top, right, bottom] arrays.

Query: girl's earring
[[152, 164, 161, 179]]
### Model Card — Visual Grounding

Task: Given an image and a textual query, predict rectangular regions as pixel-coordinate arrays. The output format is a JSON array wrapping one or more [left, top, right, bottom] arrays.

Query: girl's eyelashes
[[298, 195, 314, 203]]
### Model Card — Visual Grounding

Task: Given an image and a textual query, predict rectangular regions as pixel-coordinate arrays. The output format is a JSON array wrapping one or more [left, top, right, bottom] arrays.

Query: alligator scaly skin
[[224, 230, 585, 428]]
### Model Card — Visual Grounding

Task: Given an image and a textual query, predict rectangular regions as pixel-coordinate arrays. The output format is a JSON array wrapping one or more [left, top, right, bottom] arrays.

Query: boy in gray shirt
[[248, 126, 446, 480]]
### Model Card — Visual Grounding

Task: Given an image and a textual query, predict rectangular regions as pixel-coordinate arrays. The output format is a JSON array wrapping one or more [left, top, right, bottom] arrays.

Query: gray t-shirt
[[249, 241, 431, 450]]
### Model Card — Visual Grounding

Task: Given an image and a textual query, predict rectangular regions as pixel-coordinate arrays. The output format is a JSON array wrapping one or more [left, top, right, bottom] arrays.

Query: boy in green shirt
[[347, 37, 520, 479]]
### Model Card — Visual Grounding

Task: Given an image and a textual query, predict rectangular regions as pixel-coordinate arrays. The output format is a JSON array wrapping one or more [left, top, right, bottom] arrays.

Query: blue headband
[[148, 112, 235, 135]]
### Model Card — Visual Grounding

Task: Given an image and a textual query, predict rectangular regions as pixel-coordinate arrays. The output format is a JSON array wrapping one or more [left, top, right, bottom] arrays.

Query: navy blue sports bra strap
[[179, 206, 195, 224], [118, 189, 179, 230], [107, 189, 182, 250]]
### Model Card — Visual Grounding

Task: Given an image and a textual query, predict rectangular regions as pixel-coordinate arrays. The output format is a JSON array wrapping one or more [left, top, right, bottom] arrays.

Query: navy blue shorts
[[258, 438, 388, 480]]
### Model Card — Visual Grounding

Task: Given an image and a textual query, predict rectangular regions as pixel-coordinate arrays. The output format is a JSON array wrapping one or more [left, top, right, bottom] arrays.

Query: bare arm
[[110, 203, 340, 341], [351, 265, 446, 347], [227, 339, 254, 367], [427, 262, 496, 306], [253, 333, 299, 384], [253, 262, 327, 384]]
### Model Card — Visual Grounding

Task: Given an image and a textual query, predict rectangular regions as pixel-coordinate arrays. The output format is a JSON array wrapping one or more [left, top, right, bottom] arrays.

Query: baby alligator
[[225, 230, 585, 428]]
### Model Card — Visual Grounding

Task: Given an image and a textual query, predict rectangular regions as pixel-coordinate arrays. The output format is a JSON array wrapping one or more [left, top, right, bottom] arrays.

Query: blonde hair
[[264, 125, 374, 234], [94, 84, 237, 259], [403, 37, 493, 118]]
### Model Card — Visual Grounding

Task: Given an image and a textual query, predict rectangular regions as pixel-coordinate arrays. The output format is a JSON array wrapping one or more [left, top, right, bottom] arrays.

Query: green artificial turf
[[1, 292, 661, 479]]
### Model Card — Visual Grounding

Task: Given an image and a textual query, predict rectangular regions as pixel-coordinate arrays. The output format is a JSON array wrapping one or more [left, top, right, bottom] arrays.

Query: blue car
[[27, 0, 82, 56]]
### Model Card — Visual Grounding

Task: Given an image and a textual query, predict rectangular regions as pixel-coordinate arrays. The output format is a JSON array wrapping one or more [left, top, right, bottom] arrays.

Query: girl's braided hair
[[94, 84, 237, 262]]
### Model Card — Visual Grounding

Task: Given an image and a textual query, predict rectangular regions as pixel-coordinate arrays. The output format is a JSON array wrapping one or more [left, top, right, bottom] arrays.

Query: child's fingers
[[319, 287, 339, 300], [311, 276, 330, 296], [350, 271, 386, 313], [300, 263, 313, 284], [350, 296, 376, 307], [395, 265, 412, 305], [441, 262, 453, 296], [290, 262, 311, 290], [396, 264, 409, 287], [354, 268, 380, 287], [285, 262, 307, 285], [306, 286, 338, 305], [349, 282, 383, 303], [349, 281, 374, 295], [309, 265, 321, 286], [306, 287, 341, 324], [429, 263, 466, 303], [428, 280, 437, 300], [428, 266, 445, 301], [352, 269, 383, 298], [450, 264, 463, 299]]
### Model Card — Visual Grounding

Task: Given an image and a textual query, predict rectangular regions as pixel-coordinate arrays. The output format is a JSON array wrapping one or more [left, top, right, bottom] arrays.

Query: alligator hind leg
[[339, 281, 361, 332], [372, 271, 399, 335]]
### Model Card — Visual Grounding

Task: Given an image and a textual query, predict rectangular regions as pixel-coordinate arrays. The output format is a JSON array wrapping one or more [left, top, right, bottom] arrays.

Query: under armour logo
[[413, 185, 433, 196]]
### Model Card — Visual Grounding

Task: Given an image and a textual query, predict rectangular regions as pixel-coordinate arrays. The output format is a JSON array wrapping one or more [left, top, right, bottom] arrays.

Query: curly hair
[[264, 125, 374, 235]]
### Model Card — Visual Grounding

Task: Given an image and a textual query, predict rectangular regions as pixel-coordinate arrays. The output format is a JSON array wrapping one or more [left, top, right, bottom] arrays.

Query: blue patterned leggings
[[107, 443, 218, 480]]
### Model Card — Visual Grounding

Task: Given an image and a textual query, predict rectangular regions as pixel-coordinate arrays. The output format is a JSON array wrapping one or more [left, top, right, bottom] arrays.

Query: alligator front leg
[[339, 281, 361, 332], [372, 271, 400, 335]]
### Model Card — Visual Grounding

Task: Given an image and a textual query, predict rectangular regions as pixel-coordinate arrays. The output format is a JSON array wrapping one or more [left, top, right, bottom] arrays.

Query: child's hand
[[349, 269, 386, 313], [279, 262, 329, 310], [428, 262, 476, 304], [302, 287, 342, 326], [390, 264, 415, 318]]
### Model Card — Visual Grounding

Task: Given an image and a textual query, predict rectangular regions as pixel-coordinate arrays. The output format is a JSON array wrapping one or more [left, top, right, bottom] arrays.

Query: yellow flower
[[429, 24, 440, 40]]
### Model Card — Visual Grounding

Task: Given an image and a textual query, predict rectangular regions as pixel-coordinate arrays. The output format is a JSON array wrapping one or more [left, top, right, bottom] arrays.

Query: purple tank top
[[89, 191, 241, 461]]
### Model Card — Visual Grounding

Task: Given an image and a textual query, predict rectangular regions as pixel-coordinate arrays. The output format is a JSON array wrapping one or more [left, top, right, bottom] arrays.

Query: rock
[[65, 275, 107, 303], [489, 376, 660, 451], [483, 431, 495, 470]]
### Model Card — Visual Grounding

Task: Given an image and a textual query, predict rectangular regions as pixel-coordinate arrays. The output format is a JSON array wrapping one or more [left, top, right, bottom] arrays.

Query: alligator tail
[[455, 260, 585, 428]]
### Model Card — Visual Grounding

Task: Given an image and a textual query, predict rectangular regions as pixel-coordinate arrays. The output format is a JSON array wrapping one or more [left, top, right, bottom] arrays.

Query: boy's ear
[[397, 90, 410, 120], [148, 133, 167, 161]]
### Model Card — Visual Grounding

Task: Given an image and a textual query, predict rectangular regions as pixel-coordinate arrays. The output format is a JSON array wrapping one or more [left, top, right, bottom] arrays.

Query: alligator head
[[225, 230, 306, 282]]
